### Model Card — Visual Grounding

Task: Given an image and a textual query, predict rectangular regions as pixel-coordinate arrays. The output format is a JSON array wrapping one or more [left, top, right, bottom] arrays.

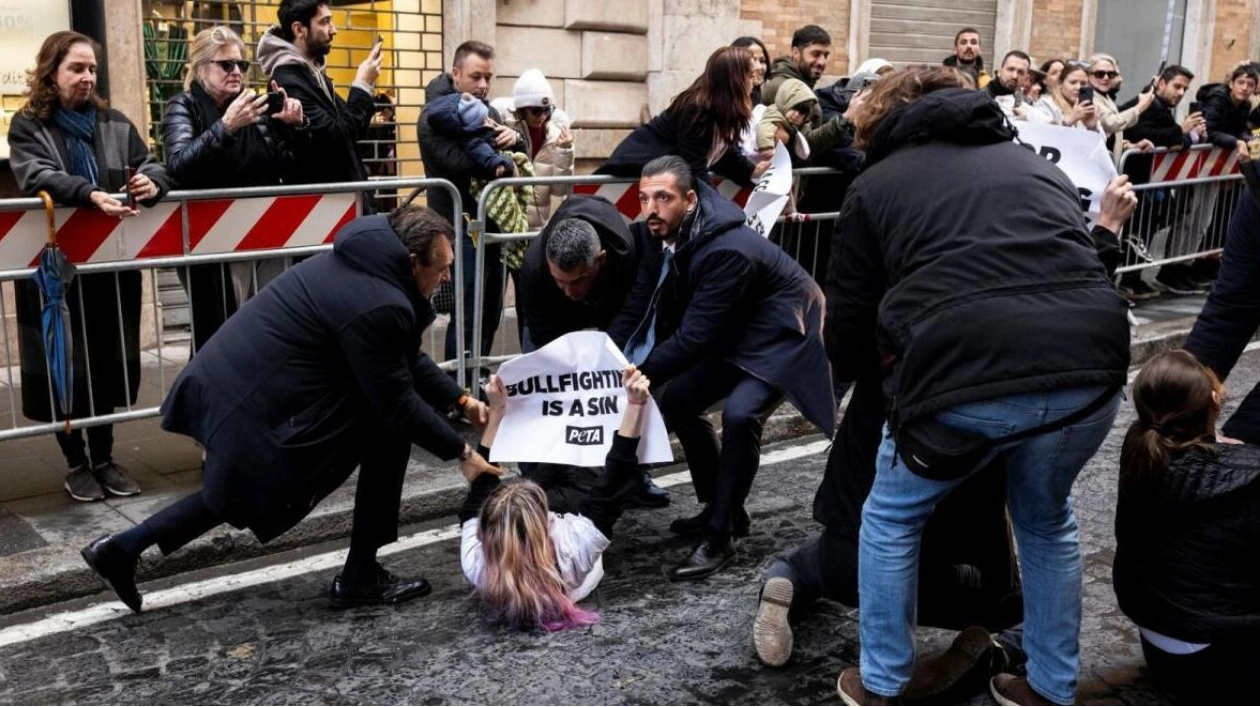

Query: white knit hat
[[513, 69, 555, 109]]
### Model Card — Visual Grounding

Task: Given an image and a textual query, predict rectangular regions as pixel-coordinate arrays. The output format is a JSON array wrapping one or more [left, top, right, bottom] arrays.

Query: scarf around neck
[[53, 104, 100, 186]]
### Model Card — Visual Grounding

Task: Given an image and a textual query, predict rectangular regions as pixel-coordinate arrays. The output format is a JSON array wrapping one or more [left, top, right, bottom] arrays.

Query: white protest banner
[[744, 141, 793, 237], [1014, 122, 1118, 217], [489, 331, 673, 466]]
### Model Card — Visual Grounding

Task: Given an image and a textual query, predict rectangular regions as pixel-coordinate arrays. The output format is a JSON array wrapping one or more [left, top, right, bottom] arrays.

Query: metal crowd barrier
[[466, 169, 846, 382], [0, 178, 463, 442], [1114, 144, 1246, 277]]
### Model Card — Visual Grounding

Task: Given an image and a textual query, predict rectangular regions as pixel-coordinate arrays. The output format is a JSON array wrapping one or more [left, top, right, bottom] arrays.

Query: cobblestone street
[[4, 348, 1256, 705]]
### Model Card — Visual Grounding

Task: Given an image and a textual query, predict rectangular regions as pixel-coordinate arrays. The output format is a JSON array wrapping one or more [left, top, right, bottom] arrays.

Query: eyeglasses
[[211, 60, 250, 74], [1091, 70, 1119, 80]]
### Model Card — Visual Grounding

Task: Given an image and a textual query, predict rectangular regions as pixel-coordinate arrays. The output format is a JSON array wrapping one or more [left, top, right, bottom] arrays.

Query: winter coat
[[500, 108, 575, 229], [756, 78, 816, 153], [1091, 91, 1142, 137], [424, 92, 513, 177], [518, 195, 645, 348], [597, 111, 758, 187], [1185, 182, 1260, 445], [942, 54, 990, 88], [616, 180, 836, 435], [162, 82, 305, 189], [1032, 93, 1104, 132], [7, 109, 169, 422], [160, 215, 467, 542], [1121, 95, 1192, 150], [1198, 83, 1260, 150], [827, 88, 1129, 427], [418, 73, 524, 227], [1113, 443, 1260, 644], [256, 29, 375, 186], [762, 56, 815, 107]]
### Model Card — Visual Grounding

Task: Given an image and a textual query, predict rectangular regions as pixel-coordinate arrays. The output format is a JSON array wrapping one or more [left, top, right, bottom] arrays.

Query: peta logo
[[565, 425, 604, 446]]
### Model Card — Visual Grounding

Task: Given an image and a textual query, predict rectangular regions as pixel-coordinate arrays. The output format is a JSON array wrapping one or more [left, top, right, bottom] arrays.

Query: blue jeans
[[858, 386, 1119, 705]]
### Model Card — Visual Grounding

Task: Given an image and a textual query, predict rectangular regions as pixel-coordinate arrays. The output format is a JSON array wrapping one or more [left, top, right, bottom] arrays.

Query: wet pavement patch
[[0, 506, 46, 557]]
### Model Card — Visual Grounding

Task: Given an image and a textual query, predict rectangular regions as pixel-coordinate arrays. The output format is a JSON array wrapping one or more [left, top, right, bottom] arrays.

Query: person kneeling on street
[[80, 204, 498, 613], [457, 367, 654, 631]]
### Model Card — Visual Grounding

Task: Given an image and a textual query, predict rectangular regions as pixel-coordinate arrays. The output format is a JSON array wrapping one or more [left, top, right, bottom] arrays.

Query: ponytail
[[1120, 350, 1222, 492]]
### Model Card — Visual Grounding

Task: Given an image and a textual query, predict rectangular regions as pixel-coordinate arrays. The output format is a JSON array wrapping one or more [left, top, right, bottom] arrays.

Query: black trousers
[[657, 360, 784, 535], [768, 524, 1024, 632], [145, 428, 411, 556], [1140, 635, 1260, 702], [55, 425, 114, 469]]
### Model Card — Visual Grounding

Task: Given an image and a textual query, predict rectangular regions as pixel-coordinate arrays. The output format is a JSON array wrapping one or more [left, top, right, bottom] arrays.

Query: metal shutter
[[868, 0, 998, 67]]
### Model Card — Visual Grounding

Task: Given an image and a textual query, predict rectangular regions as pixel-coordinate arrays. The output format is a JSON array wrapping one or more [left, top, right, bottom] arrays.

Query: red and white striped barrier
[[0, 192, 357, 270], [572, 178, 752, 220], [1149, 146, 1242, 183]]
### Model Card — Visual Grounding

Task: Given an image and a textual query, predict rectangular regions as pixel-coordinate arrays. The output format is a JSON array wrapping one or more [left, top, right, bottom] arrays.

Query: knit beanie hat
[[513, 69, 555, 109], [457, 93, 490, 131]]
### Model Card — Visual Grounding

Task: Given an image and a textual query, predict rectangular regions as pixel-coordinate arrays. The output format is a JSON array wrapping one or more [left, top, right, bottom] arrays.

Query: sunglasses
[[518, 105, 549, 117], [1091, 70, 1119, 80], [211, 59, 250, 73]]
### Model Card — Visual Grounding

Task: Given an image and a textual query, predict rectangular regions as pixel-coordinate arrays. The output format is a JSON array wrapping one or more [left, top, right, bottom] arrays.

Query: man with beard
[[616, 155, 835, 581], [987, 50, 1044, 122], [759, 25, 852, 153], [418, 40, 524, 385], [257, 0, 380, 187], [943, 27, 990, 88]]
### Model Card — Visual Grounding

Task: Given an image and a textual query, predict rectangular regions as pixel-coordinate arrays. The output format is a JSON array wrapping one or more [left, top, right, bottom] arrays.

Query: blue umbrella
[[31, 192, 77, 433]]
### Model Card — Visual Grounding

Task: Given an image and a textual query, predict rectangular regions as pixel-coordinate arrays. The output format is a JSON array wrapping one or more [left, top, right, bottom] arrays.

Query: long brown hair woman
[[8, 31, 169, 502], [1114, 349, 1260, 700], [598, 46, 769, 186]]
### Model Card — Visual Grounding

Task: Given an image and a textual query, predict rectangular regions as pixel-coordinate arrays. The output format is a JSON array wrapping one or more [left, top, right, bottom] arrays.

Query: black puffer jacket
[[162, 82, 305, 189], [1113, 443, 1260, 643], [827, 88, 1130, 426]]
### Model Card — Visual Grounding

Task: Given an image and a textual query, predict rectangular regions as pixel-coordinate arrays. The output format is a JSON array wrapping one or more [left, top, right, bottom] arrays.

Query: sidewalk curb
[[0, 323, 1194, 616]]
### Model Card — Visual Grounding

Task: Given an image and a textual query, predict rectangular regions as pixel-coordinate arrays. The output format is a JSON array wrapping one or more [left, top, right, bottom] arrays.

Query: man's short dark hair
[[277, 0, 327, 42], [389, 205, 454, 265], [1160, 64, 1194, 83], [954, 27, 981, 44], [791, 25, 831, 50], [453, 41, 494, 68], [546, 219, 602, 271], [642, 155, 697, 195], [1229, 63, 1259, 84], [1001, 50, 1031, 67]]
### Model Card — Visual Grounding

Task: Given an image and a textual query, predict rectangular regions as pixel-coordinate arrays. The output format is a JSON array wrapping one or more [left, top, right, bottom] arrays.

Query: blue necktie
[[624, 248, 674, 366]]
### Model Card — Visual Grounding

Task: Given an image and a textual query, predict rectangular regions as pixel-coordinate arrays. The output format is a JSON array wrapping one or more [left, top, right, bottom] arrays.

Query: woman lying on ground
[[457, 366, 652, 631]]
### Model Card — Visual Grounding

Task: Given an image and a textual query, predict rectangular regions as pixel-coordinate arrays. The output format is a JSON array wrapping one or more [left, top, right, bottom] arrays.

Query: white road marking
[[0, 437, 831, 648]]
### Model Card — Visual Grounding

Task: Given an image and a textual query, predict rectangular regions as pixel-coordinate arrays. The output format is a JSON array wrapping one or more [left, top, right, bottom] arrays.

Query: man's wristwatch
[[454, 393, 470, 411]]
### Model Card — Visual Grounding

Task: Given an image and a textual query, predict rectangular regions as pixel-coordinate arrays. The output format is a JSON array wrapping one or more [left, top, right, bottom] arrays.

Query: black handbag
[[894, 386, 1120, 481]]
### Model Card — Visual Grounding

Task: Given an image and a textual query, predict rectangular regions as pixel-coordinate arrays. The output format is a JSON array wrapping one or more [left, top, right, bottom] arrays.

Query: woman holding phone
[[1033, 62, 1102, 131], [162, 25, 308, 353], [8, 31, 170, 502]]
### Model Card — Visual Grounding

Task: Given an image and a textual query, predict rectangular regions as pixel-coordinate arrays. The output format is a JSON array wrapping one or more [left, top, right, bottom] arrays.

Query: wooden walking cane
[[37, 190, 72, 435]]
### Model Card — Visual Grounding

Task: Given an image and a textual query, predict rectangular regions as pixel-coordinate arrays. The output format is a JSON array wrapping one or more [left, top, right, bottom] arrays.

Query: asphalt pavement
[[6, 344, 1258, 705]]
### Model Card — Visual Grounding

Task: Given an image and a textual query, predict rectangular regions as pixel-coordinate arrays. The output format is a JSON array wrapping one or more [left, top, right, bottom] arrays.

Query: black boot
[[329, 564, 431, 609], [81, 534, 142, 613], [670, 532, 737, 582]]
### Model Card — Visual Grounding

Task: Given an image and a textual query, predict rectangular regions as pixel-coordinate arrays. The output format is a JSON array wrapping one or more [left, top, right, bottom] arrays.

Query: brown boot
[[903, 625, 997, 699], [990, 673, 1057, 706], [837, 667, 902, 706]]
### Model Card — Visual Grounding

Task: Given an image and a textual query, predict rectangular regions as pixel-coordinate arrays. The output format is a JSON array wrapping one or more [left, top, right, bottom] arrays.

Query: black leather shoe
[[669, 506, 751, 538], [329, 565, 432, 609], [81, 534, 142, 613], [622, 471, 671, 509], [670, 536, 737, 582]]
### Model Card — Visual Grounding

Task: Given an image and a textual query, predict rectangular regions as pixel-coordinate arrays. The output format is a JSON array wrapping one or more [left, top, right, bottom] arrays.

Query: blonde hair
[[476, 480, 599, 632], [186, 26, 246, 91], [1088, 53, 1120, 74]]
